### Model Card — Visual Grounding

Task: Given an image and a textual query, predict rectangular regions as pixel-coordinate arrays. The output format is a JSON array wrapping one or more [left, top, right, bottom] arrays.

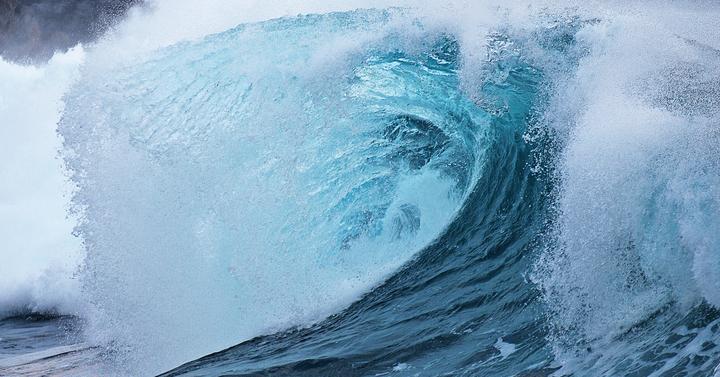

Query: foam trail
[[0, 46, 85, 318]]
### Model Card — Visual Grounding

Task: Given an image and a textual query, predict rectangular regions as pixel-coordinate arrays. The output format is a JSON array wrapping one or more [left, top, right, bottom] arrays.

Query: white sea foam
[[0, 46, 85, 318], [534, 2, 720, 370]]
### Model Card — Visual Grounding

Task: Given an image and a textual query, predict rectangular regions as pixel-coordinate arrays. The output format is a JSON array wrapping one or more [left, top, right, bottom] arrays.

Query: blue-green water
[[52, 5, 720, 376]]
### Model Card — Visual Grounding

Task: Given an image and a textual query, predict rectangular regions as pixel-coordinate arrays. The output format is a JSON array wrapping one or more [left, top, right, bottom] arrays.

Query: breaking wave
[[2, 1, 720, 375]]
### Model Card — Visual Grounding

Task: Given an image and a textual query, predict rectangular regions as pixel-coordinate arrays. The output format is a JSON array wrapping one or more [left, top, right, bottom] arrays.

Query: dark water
[[0, 315, 81, 357]]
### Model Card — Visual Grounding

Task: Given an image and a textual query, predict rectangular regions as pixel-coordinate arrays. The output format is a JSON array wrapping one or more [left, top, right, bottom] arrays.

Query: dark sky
[[0, 0, 142, 64]]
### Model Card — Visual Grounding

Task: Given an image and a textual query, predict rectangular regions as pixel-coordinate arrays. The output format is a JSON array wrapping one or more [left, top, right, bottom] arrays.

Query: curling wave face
[[61, 10, 505, 372], [157, 13, 552, 376], [3, 1, 718, 376]]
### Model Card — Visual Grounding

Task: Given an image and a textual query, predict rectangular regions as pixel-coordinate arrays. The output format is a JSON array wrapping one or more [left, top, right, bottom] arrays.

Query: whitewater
[[1, 1, 719, 376]]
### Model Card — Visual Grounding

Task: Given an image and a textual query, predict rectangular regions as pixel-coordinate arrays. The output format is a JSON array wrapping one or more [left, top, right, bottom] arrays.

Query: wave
[[161, 13, 551, 376], [2, 1, 720, 376], [61, 8, 496, 373]]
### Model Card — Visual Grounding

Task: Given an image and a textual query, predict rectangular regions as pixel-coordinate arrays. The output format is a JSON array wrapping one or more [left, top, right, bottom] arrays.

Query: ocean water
[[2, 1, 720, 376]]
